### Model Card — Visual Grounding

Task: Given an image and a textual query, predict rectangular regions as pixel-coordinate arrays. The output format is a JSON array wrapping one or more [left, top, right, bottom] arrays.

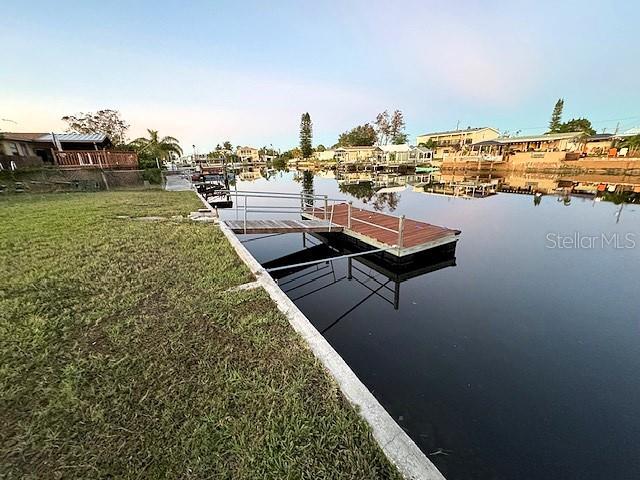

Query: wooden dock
[[303, 203, 460, 256], [218, 191, 460, 257], [224, 219, 343, 234]]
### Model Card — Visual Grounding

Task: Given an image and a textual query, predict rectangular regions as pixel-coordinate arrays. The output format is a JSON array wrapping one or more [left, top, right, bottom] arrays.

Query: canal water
[[218, 169, 640, 480]]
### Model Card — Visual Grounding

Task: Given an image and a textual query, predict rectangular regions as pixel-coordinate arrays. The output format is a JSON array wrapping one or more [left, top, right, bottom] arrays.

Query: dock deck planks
[[303, 203, 460, 256], [223, 203, 460, 256], [224, 219, 343, 234]]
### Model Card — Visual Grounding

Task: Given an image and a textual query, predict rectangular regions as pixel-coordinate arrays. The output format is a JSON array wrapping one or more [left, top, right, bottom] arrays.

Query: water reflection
[[225, 168, 640, 480], [224, 165, 640, 207], [261, 232, 457, 321]]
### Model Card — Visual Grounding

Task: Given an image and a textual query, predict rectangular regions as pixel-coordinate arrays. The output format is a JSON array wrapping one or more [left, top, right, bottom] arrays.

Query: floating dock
[[218, 191, 461, 258], [302, 203, 460, 257]]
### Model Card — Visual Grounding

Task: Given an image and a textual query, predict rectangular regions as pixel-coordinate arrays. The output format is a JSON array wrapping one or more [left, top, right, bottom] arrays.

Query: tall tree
[[299, 112, 313, 158], [337, 123, 377, 147], [548, 98, 564, 133], [129, 129, 183, 164], [374, 111, 391, 145], [223, 141, 232, 151], [389, 110, 407, 144], [558, 118, 595, 136], [61, 109, 129, 146]]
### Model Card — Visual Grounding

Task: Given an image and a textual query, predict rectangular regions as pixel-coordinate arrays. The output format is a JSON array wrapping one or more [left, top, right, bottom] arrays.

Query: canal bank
[[197, 191, 446, 479], [1, 190, 404, 479], [210, 169, 640, 480]]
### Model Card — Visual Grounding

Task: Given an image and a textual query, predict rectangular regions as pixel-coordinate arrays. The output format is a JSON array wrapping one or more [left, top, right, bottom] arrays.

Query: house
[[316, 149, 337, 162], [584, 133, 615, 156], [409, 146, 434, 163], [237, 146, 260, 164], [0, 132, 135, 170], [416, 127, 500, 158], [472, 132, 584, 154], [464, 132, 585, 164], [334, 146, 384, 164], [379, 144, 412, 164]]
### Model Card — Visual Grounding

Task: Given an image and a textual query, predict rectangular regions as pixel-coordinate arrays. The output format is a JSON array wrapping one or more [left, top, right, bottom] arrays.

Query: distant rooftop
[[418, 127, 499, 137], [379, 143, 411, 152], [335, 145, 382, 151], [586, 133, 615, 141], [618, 127, 640, 137], [473, 132, 584, 145]]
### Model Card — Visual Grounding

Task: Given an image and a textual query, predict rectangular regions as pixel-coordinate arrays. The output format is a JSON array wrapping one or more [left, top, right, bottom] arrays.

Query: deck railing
[[219, 189, 406, 247], [54, 150, 139, 169]]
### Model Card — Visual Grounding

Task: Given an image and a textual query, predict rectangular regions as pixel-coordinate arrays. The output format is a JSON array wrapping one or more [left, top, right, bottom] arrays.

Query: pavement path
[[164, 174, 192, 191]]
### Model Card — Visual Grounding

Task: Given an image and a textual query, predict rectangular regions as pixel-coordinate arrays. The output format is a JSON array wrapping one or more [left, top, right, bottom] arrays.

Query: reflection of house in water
[[261, 232, 457, 320], [419, 172, 500, 199], [238, 169, 263, 181], [496, 171, 640, 200]]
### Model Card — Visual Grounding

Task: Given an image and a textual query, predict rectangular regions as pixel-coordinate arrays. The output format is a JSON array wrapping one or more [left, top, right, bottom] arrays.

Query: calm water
[[219, 170, 640, 479]]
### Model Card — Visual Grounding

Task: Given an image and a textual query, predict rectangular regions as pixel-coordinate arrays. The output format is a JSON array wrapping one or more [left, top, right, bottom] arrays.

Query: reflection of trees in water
[[339, 182, 399, 212], [302, 170, 314, 208]]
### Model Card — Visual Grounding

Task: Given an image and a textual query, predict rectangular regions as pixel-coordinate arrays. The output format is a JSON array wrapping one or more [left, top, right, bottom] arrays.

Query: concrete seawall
[[196, 192, 446, 480]]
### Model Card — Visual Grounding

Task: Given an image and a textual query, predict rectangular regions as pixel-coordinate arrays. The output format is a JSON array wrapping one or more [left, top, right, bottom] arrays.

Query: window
[[8, 142, 19, 155]]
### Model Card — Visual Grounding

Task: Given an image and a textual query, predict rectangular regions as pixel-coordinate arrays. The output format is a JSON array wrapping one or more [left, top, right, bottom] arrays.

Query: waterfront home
[[237, 146, 260, 164], [334, 146, 384, 164], [316, 149, 337, 162], [416, 127, 500, 158], [0, 132, 136, 170], [583, 133, 615, 156], [467, 132, 585, 165], [379, 144, 413, 164], [409, 145, 434, 163]]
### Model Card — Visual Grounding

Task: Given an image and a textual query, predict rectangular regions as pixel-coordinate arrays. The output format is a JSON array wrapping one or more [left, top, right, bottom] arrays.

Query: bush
[[142, 168, 162, 185]]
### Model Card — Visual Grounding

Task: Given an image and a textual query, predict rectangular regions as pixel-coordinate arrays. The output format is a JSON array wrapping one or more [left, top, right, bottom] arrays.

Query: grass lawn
[[0, 191, 400, 480]]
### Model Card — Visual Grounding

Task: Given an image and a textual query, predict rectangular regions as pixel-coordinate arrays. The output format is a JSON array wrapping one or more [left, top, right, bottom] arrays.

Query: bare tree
[[374, 110, 391, 145]]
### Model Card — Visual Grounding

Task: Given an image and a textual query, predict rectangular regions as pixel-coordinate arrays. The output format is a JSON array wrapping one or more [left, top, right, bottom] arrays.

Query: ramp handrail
[[224, 189, 405, 247]]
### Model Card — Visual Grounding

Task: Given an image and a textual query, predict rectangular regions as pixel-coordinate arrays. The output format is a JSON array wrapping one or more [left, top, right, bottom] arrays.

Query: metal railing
[[220, 189, 406, 247], [345, 202, 406, 248], [219, 190, 345, 234]]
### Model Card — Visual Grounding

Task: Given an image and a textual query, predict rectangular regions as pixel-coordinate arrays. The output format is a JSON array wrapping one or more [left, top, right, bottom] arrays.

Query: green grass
[[0, 191, 400, 480]]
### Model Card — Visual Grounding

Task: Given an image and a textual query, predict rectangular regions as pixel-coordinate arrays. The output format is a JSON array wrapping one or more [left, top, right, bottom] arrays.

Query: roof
[[379, 143, 411, 153], [473, 140, 502, 147], [0, 132, 48, 142], [411, 145, 433, 152], [618, 127, 640, 137], [474, 132, 584, 145], [586, 133, 614, 141], [37, 133, 108, 143], [417, 127, 499, 138], [335, 146, 382, 151]]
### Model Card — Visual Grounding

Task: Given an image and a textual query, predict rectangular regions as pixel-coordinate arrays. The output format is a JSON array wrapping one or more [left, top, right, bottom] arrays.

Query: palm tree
[[129, 129, 183, 161]]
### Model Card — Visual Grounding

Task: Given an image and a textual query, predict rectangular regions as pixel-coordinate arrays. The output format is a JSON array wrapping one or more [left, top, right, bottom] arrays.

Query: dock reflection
[[261, 232, 457, 332]]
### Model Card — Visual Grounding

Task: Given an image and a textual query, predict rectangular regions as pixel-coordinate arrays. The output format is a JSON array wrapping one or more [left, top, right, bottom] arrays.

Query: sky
[[2, 0, 639, 152]]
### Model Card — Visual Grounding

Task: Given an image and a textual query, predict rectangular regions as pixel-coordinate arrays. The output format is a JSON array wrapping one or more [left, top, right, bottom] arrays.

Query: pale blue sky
[[2, 0, 639, 151]]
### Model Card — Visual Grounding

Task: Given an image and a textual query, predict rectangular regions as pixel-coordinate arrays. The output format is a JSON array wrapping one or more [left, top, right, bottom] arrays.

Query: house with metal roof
[[0, 132, 134, 170], [416, 127, 500, 158]]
